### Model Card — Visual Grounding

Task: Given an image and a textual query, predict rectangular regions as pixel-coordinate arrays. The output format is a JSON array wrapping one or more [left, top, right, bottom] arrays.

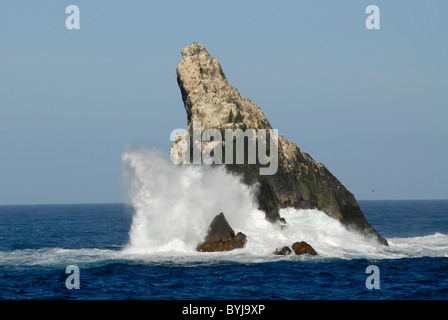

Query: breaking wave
[[117, 148, 448, 262], [1, 148, 447, 268]]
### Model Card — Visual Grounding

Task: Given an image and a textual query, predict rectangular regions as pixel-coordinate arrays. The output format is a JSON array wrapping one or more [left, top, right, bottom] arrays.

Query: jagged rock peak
[[176, 42, 271, 131], [196, 212, 247, 252], [174, 43, 388, 246], [177, 43, 227, 100]]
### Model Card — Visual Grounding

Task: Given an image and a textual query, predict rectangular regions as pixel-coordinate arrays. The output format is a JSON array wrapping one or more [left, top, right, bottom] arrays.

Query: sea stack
[[172, 42, 388, 246]]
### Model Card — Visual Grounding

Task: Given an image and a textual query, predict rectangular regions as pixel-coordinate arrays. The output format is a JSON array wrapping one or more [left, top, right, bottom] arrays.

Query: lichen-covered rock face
[[176, 42, 271, 132], [173, 43, 388, 246], [196, 213, 247, 252]]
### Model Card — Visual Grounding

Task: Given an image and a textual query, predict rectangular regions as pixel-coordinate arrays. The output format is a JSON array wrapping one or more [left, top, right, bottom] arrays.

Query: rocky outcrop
[[274, 246, 292, 256], [274, 241, 317, 256], [291, 241, 318, 256], [173, 42, 388, 246], [196, 212, 247, 252]]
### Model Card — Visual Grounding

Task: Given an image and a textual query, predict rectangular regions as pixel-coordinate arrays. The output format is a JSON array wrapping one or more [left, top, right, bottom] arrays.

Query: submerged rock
[[196, 212, 247, 252], [274, 242, 317, 256], [172, 42, 388, 246], [292, 241, 318, 256], [274, 246, 292, 256]]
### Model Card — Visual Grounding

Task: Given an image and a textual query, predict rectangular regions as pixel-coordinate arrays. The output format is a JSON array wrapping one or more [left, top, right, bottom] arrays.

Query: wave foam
[[118, 148, 448, 262], [1, 148, 446, 268]]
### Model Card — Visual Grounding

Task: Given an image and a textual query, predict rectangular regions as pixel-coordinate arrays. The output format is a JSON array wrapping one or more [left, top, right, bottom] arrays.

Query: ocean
[[0, 200, 447, 301]]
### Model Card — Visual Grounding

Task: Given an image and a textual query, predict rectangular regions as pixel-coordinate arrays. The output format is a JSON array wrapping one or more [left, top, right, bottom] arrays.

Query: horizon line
[[1, 199, 448, 206]]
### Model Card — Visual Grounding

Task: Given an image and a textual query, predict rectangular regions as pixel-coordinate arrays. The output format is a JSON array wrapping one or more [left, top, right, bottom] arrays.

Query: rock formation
[[196, 212, 247, 252], [274, 241, 318, 256], [274, 246, 292, 256], [291, 241, 318, 256], [172, 42, 388, 246]]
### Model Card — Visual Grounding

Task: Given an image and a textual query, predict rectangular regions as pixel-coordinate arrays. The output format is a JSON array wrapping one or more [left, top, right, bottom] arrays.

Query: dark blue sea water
[[0, 200, 447, 300]]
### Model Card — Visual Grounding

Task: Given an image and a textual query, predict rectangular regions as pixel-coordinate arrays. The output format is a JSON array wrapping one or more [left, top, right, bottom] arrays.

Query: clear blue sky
[[0, 0, 447, 204]]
